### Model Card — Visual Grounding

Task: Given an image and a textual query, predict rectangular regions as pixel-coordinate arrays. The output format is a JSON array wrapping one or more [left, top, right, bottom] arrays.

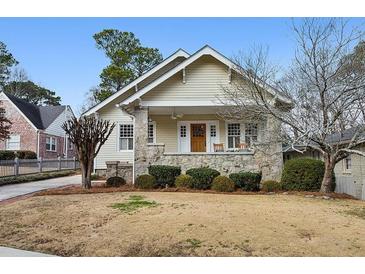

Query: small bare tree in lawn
[[221, 18, 365, 193], [0, 101, 11, 141], [62, 116, 115, 189]]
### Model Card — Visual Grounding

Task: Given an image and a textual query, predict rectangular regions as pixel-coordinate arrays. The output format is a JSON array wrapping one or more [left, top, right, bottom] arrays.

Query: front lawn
[[0, 192, 364, 256]]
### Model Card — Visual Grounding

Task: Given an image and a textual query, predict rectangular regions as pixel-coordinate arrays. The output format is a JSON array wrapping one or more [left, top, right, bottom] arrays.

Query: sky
[[0, 17, 363, 114]]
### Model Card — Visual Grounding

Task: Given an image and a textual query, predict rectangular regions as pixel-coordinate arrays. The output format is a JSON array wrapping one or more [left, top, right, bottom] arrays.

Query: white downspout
[[36, 130, 40, 159], [132, 115, 135, 185]]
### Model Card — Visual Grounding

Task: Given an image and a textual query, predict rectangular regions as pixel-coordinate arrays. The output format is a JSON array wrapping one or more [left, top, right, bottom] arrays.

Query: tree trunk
[[80, 161, 92, 189], [320, 155, 335, 193]]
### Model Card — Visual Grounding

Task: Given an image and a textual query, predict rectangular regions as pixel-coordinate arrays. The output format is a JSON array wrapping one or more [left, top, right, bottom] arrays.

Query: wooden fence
[[0, 157, 79, 177]]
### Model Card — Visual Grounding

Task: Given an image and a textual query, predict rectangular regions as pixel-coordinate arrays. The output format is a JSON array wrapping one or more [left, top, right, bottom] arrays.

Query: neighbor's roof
[[282, 127, 365, 153], [325, 126, 365, 144], [4, 92, 67, 130]]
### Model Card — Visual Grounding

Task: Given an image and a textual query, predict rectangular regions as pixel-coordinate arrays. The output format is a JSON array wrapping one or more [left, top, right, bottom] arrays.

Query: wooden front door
[[191, 124, 206, 152]]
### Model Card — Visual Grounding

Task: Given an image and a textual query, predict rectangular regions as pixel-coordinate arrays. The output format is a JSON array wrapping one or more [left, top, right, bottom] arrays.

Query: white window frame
[[118, 123, 134, 151], [245, 123, 259, 146], [225, 122, 262, 150], [6, 135, 20, 151], [226, 122, 241, 150], [343, 156, 352, 173], [67, 137, 73, 150], [46, 136, 57, 152], [0, 107, 5, 118], [148, 121, 156, 144]]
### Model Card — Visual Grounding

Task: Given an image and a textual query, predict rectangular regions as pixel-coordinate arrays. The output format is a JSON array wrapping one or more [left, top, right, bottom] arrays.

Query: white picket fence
[[0, 157, 79, 177]]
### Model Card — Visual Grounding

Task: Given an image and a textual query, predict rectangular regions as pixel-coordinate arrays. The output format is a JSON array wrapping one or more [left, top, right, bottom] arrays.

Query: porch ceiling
[[148, 106, 226, 115]]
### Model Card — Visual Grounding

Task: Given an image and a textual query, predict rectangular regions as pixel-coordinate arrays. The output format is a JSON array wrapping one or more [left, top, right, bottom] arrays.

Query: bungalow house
[[84, 45, 292, 183], [0, 92, 75, 159], [283, 127, 365, 200]]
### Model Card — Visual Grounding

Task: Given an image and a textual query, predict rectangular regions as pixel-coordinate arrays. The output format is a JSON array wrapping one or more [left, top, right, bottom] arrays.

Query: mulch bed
[[32, 182, 356, 200]]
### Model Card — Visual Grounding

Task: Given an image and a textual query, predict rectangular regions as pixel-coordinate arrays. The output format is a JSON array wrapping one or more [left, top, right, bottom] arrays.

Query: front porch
[[147, 106, 262, 154], [131, 106, 283, 180]]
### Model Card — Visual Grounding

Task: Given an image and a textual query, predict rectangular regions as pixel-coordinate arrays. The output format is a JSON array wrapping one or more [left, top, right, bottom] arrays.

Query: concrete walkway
[[0, 175, 80, 201], [0, 246, 55, 257]]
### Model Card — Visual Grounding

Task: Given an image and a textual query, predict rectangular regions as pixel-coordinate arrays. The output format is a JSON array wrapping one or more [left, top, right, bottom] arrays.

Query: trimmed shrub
[[261, 180, 282, 192], [148, 165, 181, 187], [186, 167, 220, 190], [135, 174, 156, 189], [106, 176, 126, 187], [211, 176, 235, 192], [229, 171, 261, 191], [0, 150, 16, 160], [0, 150, 37, 160], [16, 150, 37, 159], [281, 158, 335, 191], [175, 174, 194, 188]]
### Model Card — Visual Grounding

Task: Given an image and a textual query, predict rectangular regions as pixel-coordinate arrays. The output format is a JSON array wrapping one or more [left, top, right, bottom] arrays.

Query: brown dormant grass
[[0, 192, 364, 256]]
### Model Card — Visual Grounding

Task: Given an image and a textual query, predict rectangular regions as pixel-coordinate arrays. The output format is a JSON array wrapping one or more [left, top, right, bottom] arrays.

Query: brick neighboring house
[[0, 92, 76, 159]]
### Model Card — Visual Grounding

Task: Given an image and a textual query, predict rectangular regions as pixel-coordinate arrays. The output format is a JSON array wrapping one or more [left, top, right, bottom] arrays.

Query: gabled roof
[[2, 92, 66, 130], [83, 48, 190, 116], [120, 45, 293, 106]]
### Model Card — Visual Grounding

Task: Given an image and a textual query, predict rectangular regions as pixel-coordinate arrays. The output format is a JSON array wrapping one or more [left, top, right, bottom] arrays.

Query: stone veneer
[[105, 161, 133, 184], [144, 143, 283, 181]]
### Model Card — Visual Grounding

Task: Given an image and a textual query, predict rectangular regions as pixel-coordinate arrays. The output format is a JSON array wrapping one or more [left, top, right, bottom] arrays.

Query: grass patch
[[111, 195, 158, 213], [345, 207, 365, 220], [186, 238, 202, 248]]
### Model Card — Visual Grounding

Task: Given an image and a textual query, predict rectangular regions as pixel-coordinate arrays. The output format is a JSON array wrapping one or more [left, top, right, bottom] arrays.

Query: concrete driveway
[[0, 175, 80, 201], [0, 246, 55, 257]]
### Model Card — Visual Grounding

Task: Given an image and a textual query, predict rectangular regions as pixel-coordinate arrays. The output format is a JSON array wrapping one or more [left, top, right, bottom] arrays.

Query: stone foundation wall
[[105, 161, 133, 184], [137, 143, 283, 181], [155, 153, 258, 175]]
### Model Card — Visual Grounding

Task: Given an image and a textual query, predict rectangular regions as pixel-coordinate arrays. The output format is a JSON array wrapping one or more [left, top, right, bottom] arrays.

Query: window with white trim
[[68, 137, 73, 150], [227, 123, 240, 149], [344, 156, 352, 172], [6, 135, 20, 150], [46, 137, 57, 151], [119, 124, 133, 150], [0, 108, 5, 118], [148, 122, 155, 143], [245, 123, 258, 146]]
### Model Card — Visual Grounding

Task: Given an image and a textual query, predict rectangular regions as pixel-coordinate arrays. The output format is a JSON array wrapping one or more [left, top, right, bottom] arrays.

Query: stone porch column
[[133, 107, 149, 177], [254, 114, 284, 181]]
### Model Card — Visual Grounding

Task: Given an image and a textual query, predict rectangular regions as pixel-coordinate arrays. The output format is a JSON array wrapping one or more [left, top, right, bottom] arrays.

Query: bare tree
[[221, 18, 365, 193], [0, 101, 11, 141], [62, 116, 115, 189]]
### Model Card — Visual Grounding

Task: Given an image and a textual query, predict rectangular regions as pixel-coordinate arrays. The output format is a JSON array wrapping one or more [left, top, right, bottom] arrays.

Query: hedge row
[[0, 150, 37, 160], [135, 165, 263, 192]]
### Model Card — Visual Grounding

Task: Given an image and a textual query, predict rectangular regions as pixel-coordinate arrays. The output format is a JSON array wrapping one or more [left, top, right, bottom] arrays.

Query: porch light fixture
[[171, 110, 184, 120]]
